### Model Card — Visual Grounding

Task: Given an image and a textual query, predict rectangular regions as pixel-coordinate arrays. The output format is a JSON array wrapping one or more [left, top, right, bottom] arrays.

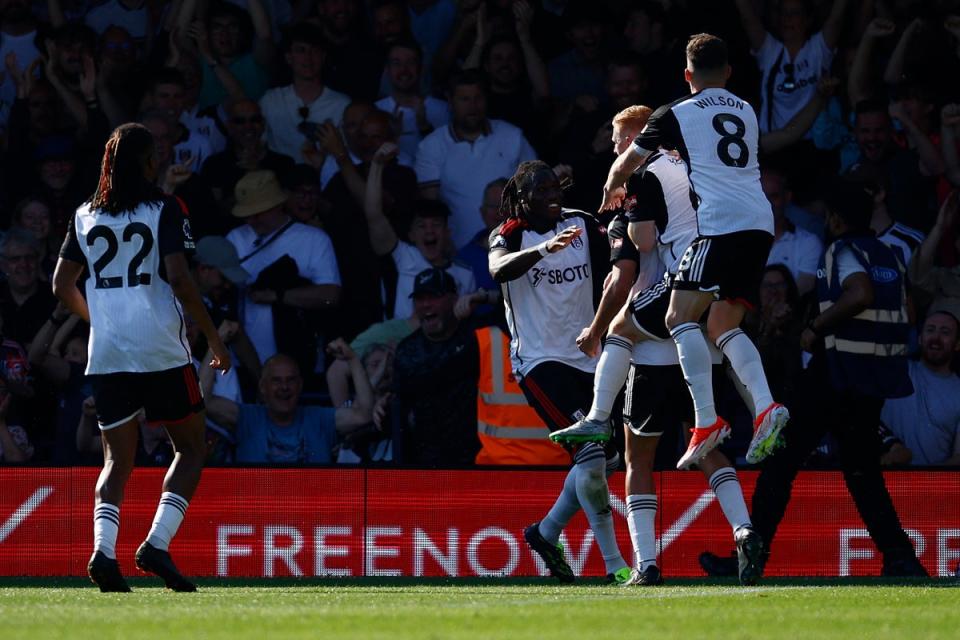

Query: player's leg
[[697, 447, 763, 585], [552, 281, 671, 444], [89, 415, 139, 592], [87, 372, 142, 593], [136, 364, 206, 592], [708, 301, 789, 464], [518, 363, 581, 582]]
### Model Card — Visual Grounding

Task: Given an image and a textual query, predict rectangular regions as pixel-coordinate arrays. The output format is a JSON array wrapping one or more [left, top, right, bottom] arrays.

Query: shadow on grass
[[1, 576, 955, 589]]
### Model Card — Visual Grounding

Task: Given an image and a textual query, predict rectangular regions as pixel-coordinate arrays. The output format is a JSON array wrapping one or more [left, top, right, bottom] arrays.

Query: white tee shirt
[[754, 31, 834, 134], [767, 223, 824, 283], [390, 241, 476, 319], [63, 199, 195, 374], [227, 221, 341, 362], [260, 85, 351, 163], [416, 119, 537, 249], [375, 95, 450, 161]]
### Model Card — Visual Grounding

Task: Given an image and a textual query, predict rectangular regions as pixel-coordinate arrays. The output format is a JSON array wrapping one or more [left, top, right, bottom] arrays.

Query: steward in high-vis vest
[[474, 325, 571, 465], [748, 179, 928, 578]]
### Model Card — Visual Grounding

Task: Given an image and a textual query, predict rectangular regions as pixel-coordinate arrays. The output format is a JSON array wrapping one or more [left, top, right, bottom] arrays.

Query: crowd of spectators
[[0, 0, 957, 468]]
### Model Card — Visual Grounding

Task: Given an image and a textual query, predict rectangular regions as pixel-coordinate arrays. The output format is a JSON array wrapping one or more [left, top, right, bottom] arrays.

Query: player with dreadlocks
[[53, 123, 231, 592], [489, 160, 632, 583]]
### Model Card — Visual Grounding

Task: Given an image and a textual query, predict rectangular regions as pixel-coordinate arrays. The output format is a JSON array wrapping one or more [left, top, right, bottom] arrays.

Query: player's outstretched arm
[[164, 252, 232, 373], [489, 225, 582, 283], [601, 147, 648, 212], [52, 258, 90, 323]]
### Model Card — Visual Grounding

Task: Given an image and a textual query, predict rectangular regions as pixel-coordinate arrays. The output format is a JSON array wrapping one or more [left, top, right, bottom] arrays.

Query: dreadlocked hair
[[499, 160, 553, 221], [88, 123, 164, 216]]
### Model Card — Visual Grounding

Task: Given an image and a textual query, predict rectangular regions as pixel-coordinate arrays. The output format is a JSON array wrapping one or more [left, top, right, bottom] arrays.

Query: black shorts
[[623, 364, 692, 437], [672, 230, 773, 308], [629, 277, 672, 340], [518, 361, 594, 432], [90, 363, 204, 430]]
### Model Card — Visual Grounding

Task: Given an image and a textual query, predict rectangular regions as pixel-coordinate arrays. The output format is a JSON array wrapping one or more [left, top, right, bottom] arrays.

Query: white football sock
[[538, 467, 580, 545], [627, 494, 658, 570], [145, 492, 189, 552], [708, 467, 751, 532], [585, 335, 634, 423], [716, 329, 774, 416], [574, 445, 627, 574], [671, 323, 717, 426], [93, 502, 120, 560]]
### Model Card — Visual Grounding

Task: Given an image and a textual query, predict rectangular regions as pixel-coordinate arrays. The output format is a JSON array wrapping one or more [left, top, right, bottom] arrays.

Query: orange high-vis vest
[[474, 326, 571, 466]]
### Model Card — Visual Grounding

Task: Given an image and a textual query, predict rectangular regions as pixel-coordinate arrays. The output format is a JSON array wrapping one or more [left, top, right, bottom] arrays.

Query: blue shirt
[[235, 405, 337, 463]]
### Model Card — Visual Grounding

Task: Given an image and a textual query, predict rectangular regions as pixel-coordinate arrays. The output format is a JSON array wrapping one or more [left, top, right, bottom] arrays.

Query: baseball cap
[[232, 170, 288, 218], [410, 267, 457, 298], [194, 236, 250, 285]]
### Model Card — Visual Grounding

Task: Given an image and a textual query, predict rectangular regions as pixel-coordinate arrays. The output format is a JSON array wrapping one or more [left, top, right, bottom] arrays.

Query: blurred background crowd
[[0, 0, 957, 468]]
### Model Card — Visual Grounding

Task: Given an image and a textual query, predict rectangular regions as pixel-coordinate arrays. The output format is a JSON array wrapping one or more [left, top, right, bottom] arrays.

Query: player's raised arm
[[601, 142, 651, 212]]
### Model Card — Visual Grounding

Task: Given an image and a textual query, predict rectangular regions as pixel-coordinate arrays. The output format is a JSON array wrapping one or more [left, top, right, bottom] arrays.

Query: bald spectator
[[204, 347, 373, 464]]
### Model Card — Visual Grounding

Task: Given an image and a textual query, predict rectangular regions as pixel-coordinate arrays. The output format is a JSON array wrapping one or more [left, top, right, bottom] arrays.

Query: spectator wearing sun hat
[[226, 170, 341, 365]]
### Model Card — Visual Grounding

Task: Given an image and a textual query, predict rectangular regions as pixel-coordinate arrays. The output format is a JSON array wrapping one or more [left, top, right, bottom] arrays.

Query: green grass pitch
[[1, 578, 957, 639]]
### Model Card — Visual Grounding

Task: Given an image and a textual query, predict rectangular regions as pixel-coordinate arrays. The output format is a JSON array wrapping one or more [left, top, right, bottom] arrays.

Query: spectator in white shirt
[[367, 142, 477, 319], [762, 167, 823, 295], [226, 170, 341, 363], [734, 0, 852, 134], [375, 39, 449, 162], [259, 23, 350, 164], [416, 69, 536, 249]]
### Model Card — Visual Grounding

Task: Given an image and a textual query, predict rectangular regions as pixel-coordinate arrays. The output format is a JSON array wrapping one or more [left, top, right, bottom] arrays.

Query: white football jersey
[[62, 199, 195, 375], [622, 152, 699, 275], [490, 210, 608, 377], [633, 88, 773, 237]]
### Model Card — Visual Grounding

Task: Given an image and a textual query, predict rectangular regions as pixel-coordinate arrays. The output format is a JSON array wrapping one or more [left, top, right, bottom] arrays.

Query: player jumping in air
[[54, 123, 231, 592], [553, 33, 788, 470]]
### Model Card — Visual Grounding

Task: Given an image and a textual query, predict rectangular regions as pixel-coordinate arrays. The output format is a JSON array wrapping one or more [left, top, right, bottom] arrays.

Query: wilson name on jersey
[[633, 87, 773, 237], [490, 209, 608, 377], [62, 198, 194, 375]]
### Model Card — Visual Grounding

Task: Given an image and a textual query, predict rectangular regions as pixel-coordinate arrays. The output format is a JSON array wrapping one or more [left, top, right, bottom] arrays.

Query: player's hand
[[576, 327, 601, 358], [82, 395, 97, 417], [599, 184, 626, 212], [326, 337, 357, 361], [545, 225, 581, 253], [800, 328, 818, 353], [208, 339, 232, 373]]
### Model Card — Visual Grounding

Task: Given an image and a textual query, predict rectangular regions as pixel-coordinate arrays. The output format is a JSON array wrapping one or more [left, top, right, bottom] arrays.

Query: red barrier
[[0, 468, 957, 577]]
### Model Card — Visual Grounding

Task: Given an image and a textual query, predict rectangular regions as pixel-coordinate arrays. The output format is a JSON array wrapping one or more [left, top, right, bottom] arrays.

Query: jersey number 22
[[87, 223, 154, 289]]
